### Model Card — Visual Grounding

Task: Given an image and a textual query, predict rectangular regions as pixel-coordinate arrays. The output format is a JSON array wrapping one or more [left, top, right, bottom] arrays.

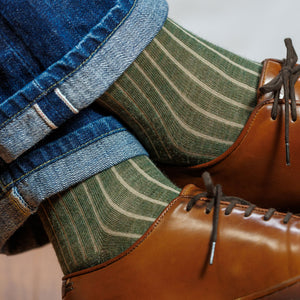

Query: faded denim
[[0, 0, 168, 253]]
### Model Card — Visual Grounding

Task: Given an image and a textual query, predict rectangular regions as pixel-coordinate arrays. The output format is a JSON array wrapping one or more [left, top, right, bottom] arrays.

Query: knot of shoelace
[[259, 38, 300, 166], [186, 172, 293, 265]]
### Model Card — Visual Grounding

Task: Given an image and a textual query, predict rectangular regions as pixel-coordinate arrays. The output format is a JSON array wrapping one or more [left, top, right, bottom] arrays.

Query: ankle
[[39, 156, 179, 274], [97, 18, 262, 166]]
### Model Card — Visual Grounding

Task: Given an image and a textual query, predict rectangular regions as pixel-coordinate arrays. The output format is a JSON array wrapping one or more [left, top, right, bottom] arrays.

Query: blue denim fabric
[[0, 0, 118, 74], [0, 0, 168, 163], [0, 0, 168, 253], [0, 108, 148, 253]]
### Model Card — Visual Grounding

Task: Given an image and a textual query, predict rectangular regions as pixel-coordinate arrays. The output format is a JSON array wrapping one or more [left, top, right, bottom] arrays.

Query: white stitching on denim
[[33, 103, 58, 129], [8, 187, 33, 216], [0, 0, 138, 130], [54, 88, 79, 114]]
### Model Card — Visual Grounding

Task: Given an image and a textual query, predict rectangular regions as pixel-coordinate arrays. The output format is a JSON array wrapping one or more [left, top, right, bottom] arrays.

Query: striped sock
[[38, 156, 180, 274], [97, 18, 262, 165]]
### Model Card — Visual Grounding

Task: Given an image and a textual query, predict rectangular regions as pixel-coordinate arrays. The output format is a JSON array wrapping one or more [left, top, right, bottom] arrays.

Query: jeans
[[0, 0, 168, 254]]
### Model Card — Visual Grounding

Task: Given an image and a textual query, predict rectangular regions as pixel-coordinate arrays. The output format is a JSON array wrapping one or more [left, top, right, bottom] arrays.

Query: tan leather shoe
[[62, 173, 300, 300], [161, 39, 300, 212]]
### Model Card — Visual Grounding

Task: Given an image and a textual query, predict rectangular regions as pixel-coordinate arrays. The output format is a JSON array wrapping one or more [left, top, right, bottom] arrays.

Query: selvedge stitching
[[8, 192, 31, 216], [0, 0, 138, 130]]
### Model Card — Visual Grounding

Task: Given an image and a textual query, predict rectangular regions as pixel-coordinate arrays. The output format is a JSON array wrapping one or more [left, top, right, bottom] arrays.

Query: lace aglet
[[209, 241, 216, 265], [285, 142, 291, 166]]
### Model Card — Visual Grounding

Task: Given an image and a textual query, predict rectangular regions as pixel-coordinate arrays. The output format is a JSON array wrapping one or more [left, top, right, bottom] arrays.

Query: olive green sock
[[38, 156, 180, 274], [97, 18, 262, 165]]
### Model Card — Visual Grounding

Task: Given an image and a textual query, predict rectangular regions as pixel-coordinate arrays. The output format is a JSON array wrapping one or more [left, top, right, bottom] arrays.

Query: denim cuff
[[0, 114, 148, 253], [0, 0, 168, 163]]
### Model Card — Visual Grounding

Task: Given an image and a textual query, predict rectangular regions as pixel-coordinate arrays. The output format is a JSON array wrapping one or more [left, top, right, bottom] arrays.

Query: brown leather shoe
[[161, 39, 300, 212], [62, 174, 300, 300]]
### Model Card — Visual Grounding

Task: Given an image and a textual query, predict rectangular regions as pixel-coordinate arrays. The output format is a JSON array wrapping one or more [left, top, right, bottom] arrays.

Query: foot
[[96, 19, 300, 212], [39, 155, 180, 274], [62, 173, 300, 299], [161, 39, 300, 212]]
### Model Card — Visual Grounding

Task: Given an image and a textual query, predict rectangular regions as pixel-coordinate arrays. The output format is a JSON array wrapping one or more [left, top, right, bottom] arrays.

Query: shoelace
[[186, 172, 293, 265], [259, 38, 300, 166]]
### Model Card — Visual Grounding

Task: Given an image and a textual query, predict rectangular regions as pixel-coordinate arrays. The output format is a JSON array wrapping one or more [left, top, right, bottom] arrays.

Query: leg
[[97, 18, 262, 165]]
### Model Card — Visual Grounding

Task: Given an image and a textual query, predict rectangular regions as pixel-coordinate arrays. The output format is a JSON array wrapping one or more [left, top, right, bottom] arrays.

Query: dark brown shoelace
[[186, 172, 293, 265], [259, 38, 300, 165]]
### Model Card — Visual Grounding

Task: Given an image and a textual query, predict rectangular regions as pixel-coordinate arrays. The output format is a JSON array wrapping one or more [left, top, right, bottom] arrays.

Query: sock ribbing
[[97, 18, 262, 165], [38, 156, 180, 274]]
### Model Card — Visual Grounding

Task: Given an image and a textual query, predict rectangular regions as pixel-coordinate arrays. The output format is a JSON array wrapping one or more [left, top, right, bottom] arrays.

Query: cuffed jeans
[[0, 0, 168, 254]]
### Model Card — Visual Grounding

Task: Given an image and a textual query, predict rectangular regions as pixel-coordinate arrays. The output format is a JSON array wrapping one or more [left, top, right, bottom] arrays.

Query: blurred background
[[168, 0, 300, 61], [1, 0, 300, 299]]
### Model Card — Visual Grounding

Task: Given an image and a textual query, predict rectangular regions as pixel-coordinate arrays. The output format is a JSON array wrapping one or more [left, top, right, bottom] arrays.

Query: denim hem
[[0, 0, 168, 163], [0, 128, 148, 253]]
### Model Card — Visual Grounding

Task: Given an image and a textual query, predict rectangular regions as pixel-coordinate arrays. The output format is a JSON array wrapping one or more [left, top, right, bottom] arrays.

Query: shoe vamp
[[64, 196, 300, 300]]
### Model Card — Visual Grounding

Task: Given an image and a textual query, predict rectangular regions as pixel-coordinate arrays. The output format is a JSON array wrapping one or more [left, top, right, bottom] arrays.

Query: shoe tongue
[[179, 184, 204, 197], [257, 59, 300, 104]]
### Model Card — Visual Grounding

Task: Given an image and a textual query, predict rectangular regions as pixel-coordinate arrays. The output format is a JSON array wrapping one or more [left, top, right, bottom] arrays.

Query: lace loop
[[260, 38, 300, 165], [283, 212, 293, 224], [263, 208, 276, 221], [244, 204, 256, 217], [187, 172, 293, 266]]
